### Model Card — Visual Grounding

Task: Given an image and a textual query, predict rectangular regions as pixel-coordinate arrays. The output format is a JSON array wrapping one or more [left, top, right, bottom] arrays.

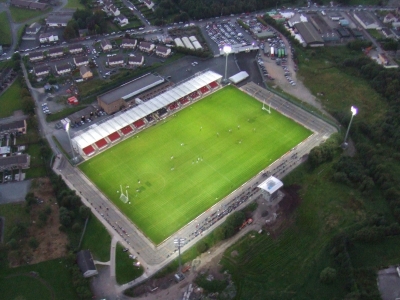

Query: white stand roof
[[72, 70, 222, 150], [258, 176, 283, 194]]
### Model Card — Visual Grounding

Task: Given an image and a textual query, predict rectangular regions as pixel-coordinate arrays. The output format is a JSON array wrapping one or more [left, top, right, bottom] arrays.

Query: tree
[[214, 226, 227, 241], [72, 222, 82, 232], [79, 206, 90, 220], [196, 241, 208, 253], [12, 53, 21, 61], [13, 61, 21, 72], [21, 96, 35, 115], [59, 207, 72, 227], [320, 267, 337, 284]]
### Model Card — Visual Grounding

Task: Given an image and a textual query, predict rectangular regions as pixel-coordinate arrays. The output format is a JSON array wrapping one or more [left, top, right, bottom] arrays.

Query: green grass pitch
[[80, 86, 312, 244]]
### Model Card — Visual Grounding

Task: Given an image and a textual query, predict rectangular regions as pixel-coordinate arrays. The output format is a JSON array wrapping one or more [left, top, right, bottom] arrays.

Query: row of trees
[[64, 9, 108, 40]]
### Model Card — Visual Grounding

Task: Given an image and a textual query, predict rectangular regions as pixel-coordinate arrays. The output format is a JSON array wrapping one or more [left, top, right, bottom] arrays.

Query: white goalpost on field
[[119, 185, 129, 203], [262, 98, 271, 114]]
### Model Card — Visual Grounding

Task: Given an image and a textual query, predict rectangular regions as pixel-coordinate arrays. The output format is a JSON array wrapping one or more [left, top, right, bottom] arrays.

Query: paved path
[[0, 180, 31, 204]]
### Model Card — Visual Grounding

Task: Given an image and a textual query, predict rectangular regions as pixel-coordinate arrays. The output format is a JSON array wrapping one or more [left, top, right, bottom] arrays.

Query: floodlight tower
[[174, 237, 186, 274], [223, 45, 232, 84], [342, 106, 357, 149], [65, 122, 76, 162]]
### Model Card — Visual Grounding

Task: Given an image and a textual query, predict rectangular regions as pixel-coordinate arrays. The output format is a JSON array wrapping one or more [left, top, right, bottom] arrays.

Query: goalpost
[[262, 98, 271, 114], [119, 185, 129, 203]]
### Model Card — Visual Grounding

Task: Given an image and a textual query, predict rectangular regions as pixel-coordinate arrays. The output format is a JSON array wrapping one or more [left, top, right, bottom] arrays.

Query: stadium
[[72, 71, 312, 244]]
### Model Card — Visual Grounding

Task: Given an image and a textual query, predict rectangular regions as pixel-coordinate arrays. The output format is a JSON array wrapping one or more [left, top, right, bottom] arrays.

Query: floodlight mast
[[223, 45, 231, 84], [65, 122, 76, 162], [174, 237, 186, 274], [342, 106, 358, 149]]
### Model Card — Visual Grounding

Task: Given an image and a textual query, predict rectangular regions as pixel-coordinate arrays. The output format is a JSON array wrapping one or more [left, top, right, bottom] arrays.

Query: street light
[[342, 106, 357, 149], [223, 45, 231, 84], [174, 237, 186, 275], [65, 122, 76, 162]]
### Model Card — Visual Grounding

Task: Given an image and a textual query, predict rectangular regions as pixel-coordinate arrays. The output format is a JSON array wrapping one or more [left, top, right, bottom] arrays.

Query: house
[[55, 63, 71, 75], [34, 65, 50, 77], [26, 22, 42, 35], [144, 0, 154, 9], [138, 41, 155, 53], [116, 14, 129, 26], [128, 54, 144, 66], [10, 0, 30, 9], [384, 13, 397, 23], [78, 29, 89, 37], [39, 32, 58, 43], [48, 47, 64, 58], [381, 27, 394, 38], [353, 10, 379, 29], [80, 65, 93, 80], [46, 14, 72, 27], [108, 55, 124, 67], [74, 56, 89, 66], [76, 250, 98, 278], [0, 119, 27, 135], [155, 45, 171, 57], [29, 51, 44, 62], [0, 155, 30, 171], [108, 4, 120, 16], [29, 2, 48, 10], [379, 53, 389, 65], [121, 39, 137, 49], [100, 39, 112, 51], [69, 44, 84, 54]]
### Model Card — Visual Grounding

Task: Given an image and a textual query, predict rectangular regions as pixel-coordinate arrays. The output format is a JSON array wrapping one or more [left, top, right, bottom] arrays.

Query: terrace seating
[[82, 145, 95, 156], [108, 131, 121, 143], [209, 81, 219, 89], [179, 97, 189, 105], [133, 119, 145, 129], [189, 91, 199, 99], [200, 86, 210, 94], [121, 125, 134, 135], [158, 108, 167, 117], [145, 115, 154, 123], [168, 102, 179, 111], [95, 138, 108, 150]]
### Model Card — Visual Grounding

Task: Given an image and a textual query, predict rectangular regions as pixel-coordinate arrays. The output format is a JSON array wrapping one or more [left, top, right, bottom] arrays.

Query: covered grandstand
[[97, 73, 165, 114], [72, 71, 223, 158]]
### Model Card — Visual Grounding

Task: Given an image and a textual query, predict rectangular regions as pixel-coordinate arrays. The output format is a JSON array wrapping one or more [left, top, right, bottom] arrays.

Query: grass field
[[0, 12, 12, 46], [80, 87, 311, 244], [65, 0, 85, 9], [115, 243, 144, 284], [9, 7, 51, 23], [80, 215, 111, 261], [0, 79, 23, 118]]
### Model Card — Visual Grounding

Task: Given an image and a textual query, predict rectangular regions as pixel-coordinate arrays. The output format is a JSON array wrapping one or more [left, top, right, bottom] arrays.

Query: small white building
[[74, 56, 89, 67], [48, 47, 64, 58], [121, 39, 137, 49], [55, 63, 71, 75], [77, 250, 98, 278], [26, 22, 41, 35], [108, 55, 124, 67], [39, 32, 58, 43], [69, 44, 84, 54], [101, 39, 112, 51], [144, 0, 154, 9], [116, 14, 128, 26], [108, 4, 120, 16], [138, 41, 155, 53], [29, 51, 44, 62], [34, 65, 50, 77], [155, 45, 171, 57], [128, 54, 144, 66]]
